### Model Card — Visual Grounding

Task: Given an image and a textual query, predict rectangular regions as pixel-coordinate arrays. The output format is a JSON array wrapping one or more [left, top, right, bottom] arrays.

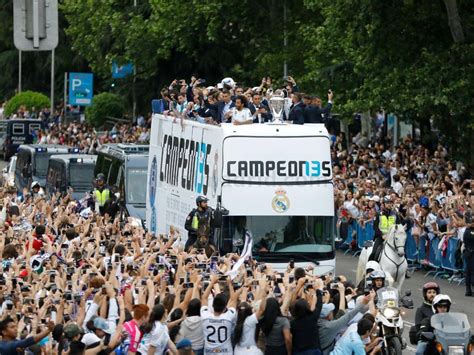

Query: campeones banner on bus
[[222, 136, 332, 183]]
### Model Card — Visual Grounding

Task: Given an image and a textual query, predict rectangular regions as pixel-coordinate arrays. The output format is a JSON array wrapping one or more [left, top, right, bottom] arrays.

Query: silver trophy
[[268, 90, 285, 123]]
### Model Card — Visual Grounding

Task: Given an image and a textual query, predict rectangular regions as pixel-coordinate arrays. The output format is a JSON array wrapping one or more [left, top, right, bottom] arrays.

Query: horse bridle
[[383, 226, 406, 282], [386, 227, 405, 255]]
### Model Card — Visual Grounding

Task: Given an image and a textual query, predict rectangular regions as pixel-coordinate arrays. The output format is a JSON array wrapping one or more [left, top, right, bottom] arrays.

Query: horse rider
[[184, 196, 216, 252], [93, 173, 111, 215], [368, 195, 403, 262]]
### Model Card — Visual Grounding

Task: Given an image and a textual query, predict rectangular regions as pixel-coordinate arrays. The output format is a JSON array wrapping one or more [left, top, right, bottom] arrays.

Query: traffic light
[[13, 0, 58, 51]]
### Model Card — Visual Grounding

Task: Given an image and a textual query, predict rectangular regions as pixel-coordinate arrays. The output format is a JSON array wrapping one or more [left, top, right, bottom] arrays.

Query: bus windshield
[[126, 168, 147, 205], [69, 164, 95, 188], [34, 154, 51, 177], [221, 216, 334, 254]]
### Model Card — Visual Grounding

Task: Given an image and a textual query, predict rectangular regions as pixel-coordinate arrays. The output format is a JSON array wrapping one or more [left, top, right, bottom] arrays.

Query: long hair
[[234, 302, 253, 344], [169, 308, 183, 342], [142, 304, 166, 334], [187, 298, 201, 317], [292, 299, 311, 319], [259, 298, 281, 336]]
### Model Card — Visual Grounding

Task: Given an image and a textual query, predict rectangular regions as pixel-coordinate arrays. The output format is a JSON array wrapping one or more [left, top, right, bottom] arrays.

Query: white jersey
[[201, 306, 236, 354]]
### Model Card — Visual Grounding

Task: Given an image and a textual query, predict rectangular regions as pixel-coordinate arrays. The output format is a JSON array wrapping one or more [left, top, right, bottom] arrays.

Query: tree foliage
[[4, 91, 50, 117], [85, 92, 125, 127]]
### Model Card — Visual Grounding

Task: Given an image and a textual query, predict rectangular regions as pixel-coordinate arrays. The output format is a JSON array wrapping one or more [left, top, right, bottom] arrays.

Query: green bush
[[4, 91, 50, 117], [85, 92, 125, 127]]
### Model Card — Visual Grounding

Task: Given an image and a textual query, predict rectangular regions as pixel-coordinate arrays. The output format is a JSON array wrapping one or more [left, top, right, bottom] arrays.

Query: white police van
[[147, 114, 335, 274]]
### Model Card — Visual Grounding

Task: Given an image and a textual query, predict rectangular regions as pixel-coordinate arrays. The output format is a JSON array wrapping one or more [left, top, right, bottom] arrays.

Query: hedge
[[4, 91, 50, 117], [85, 92, 125, 127]]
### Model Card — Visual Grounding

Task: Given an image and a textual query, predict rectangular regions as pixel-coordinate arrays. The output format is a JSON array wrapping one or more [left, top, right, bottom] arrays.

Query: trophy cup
[[268, 90, 285, 124]]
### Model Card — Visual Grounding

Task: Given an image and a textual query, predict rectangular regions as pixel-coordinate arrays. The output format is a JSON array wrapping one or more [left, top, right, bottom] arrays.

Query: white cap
[[221, 77, 236, 88]]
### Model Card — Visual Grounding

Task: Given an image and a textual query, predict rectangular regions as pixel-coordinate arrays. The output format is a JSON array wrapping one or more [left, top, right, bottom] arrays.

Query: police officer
[[184, 196, 215, 251], [463, 222, 474, 296], [368, 196, 402, 261], [368, 270, 386, 292], [93, 173, 111, 215], [413, 282, 440, 354]]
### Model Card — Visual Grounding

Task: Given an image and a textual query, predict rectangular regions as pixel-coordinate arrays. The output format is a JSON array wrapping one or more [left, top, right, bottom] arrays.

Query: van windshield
[[126, 168, 147, 205], [221, 216, 334, 254], [34, 154, 51, 177], [69, 164, 95, 188]]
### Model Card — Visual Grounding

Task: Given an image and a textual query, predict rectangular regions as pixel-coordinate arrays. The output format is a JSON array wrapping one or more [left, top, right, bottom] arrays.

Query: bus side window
[[100, 157, 113, 183]]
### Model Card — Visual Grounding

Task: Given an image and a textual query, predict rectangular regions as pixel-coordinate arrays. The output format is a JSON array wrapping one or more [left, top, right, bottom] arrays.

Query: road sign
[[13, 0, 59, 51], [112, 61, 134, 79], [69, 73, 93, 106]]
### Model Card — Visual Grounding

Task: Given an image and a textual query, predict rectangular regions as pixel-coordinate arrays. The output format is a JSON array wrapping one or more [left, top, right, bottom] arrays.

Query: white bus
[[147, 114, 335, 274]]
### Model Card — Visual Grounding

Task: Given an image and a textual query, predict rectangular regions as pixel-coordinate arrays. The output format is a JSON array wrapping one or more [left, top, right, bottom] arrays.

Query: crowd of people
[[157, 76, 334, 126], [0, 74, 473, 355]]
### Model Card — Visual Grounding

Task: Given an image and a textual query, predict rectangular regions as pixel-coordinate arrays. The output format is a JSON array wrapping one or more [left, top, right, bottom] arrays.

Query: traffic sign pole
[[51, 49, 55, 116], [18, 50, 22, 93]]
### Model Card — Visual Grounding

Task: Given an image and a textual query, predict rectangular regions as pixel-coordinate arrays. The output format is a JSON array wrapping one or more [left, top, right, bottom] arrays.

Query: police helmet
[[196, 196, 209, 205], [369, 270, 386, 282], [31, 181, 40, 189], [366, 261, 382, 274], [383, 196, 392, 203], [432, 294, 451, 313], [96, 173, 106, 181]]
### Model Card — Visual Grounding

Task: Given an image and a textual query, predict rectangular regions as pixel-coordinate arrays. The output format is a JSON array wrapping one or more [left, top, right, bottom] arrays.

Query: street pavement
[[336, 250, 472, 354]]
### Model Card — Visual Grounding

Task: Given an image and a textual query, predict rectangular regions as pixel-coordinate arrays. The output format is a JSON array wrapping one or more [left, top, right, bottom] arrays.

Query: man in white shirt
[[227, 96, 253, 125], [201, 274, 241, 354]]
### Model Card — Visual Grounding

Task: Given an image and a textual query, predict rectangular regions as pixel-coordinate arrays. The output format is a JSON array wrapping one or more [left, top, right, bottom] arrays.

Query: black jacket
[[248, 103, 272, 123], [288, 102, 305, 125], [217, 100, 235, 123], [304, 103, 333, 124], [415, 302, 433, 333]]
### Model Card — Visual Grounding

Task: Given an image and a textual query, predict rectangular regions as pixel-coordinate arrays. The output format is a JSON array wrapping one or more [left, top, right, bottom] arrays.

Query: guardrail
[[337, 219, 465, 284]]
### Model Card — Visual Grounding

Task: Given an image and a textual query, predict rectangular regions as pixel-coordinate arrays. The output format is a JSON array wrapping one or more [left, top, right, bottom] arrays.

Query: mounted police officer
[[184, 196, 216, 251], [93, 173, 111, 215], [368, 195, 402, 261]]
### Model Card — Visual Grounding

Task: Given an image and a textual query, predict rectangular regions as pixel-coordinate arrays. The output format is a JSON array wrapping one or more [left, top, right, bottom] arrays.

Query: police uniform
[[184, 207, 215, 251], [464, 227, 474, 296], [368, 210, 399, 261], [93, 186, 111, 215]]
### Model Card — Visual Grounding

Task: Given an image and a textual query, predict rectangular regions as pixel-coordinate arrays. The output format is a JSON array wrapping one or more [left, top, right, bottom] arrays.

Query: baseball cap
[[93, 317, 112, 334], [320, 303, 335, 318], [176, 339, 193, 349], [64, 323, 84, 339]]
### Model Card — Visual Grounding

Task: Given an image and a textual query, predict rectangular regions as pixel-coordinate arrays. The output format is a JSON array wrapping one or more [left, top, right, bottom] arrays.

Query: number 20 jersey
[[201, 306, 237, 354]]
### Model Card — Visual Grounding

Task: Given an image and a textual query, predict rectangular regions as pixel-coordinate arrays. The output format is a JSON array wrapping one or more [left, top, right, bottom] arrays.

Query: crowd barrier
[[338, 219, 465, 283]]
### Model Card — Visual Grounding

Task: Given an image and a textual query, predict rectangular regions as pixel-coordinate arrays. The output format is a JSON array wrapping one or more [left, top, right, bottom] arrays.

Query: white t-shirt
[[81, 332, 102, 347], [231, 108, 252, 123], [236, 313, 259, 348], [424, 213, 437, 233], [201, 306, 236, 354], [138, 321, 170, 355]]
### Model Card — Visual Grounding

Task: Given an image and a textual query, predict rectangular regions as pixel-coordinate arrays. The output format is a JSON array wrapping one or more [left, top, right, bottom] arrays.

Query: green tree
[[85, 92, 125, 127], [4, 91, 50, 117]]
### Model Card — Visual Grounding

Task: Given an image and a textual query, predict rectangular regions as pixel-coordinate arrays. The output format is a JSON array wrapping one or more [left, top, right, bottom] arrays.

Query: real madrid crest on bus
[[272, 188, 290, 213]]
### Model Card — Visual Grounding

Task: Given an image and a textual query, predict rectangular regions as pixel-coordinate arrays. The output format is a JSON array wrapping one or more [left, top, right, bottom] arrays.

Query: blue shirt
[[330, 331, 366, 355], [0, 336, 36, 355]]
